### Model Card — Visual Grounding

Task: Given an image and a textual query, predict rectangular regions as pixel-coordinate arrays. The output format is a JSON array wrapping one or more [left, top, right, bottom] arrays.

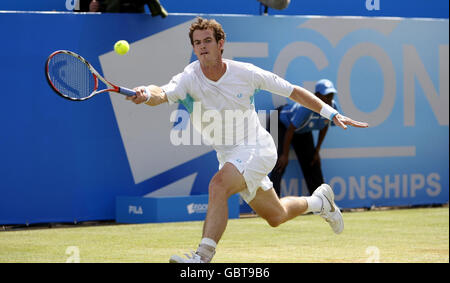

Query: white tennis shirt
[[162, 59, 294, 152]]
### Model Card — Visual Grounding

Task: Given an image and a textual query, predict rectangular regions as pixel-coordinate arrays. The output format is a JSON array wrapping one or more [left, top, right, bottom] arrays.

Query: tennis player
[[127, 17, 369, 263]]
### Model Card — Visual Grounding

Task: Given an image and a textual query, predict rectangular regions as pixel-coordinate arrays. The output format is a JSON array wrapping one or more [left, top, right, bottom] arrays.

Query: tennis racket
[[45, 50, 137, 101]]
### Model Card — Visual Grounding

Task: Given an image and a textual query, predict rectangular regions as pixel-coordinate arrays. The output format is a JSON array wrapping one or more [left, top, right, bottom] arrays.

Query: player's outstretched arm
[[126, 85, 168, 106], [289, 85, 369, 129]]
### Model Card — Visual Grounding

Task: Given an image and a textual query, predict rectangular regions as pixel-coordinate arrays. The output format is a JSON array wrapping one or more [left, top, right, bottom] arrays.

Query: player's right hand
[[127, 86, 149, 104]]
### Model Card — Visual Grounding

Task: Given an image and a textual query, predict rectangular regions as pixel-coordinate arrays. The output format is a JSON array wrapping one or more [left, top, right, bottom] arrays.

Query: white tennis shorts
[[216, 131, 278, 203]]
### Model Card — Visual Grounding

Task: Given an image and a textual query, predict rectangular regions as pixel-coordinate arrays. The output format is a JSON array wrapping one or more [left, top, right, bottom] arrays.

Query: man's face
[[192, 28, 224, 64]]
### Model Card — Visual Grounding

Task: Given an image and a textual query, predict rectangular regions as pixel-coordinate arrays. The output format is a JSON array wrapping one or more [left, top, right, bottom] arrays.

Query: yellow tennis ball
[[114, 40, 129, 55]]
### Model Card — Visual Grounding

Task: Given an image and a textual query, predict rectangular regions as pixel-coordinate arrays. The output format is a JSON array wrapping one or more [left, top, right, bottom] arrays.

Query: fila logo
[[129, 205, 143, 215]]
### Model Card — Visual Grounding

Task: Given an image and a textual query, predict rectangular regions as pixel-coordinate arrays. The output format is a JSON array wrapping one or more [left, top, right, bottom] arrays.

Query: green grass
[[0, 207, 448, 263]]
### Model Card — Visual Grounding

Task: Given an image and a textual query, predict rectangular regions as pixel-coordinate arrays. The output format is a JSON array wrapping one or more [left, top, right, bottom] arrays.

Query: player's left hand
[[333, 114, 369, 130]]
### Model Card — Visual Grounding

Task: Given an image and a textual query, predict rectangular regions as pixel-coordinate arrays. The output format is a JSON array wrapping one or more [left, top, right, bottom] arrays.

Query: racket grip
[[118, 87, 136, 96]]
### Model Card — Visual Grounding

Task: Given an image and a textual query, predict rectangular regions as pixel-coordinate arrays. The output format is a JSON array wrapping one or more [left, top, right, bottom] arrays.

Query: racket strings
[[47, 53, 96, 100]]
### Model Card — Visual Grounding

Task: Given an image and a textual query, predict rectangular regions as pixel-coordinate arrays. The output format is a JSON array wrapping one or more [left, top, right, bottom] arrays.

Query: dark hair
[[189, 17, 226, 53]]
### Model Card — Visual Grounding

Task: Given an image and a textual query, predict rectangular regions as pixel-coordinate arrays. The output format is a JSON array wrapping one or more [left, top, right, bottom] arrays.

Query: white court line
[[289, 146, 416, 159]]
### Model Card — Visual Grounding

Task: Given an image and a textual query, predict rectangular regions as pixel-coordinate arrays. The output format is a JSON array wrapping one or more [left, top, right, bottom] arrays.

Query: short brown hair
[[189, 17, 226, 48]]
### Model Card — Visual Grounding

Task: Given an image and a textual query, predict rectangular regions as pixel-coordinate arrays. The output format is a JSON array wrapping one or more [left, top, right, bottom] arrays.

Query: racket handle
[[118, 87, 136, 96]]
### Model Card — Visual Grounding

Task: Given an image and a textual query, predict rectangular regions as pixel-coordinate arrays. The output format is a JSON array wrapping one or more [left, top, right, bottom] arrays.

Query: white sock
[[200, 237, 217, 248], [196, 238, 217, 263], [305, 196, 323, 213]]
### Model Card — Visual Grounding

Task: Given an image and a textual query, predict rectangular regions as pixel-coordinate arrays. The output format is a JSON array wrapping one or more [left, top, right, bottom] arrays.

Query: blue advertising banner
[[116, 194, 239, 223], [0, 12, 448, 224]]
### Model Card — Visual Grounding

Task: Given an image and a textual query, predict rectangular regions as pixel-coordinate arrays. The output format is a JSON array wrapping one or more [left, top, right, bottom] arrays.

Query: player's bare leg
[[202, 162, 247, 242], [249, 184, 343, 233], [249, 188, 309, 227], [170, 162, 247, 263]]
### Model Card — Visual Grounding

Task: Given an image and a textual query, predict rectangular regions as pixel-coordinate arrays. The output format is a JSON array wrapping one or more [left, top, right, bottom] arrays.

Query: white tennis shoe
[[169, 251, 205, 263], [312, 184, 344, 234]]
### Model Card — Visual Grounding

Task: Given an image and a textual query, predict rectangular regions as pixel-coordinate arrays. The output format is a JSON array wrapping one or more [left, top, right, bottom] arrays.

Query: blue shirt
[[279, 100, 339, 134]]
